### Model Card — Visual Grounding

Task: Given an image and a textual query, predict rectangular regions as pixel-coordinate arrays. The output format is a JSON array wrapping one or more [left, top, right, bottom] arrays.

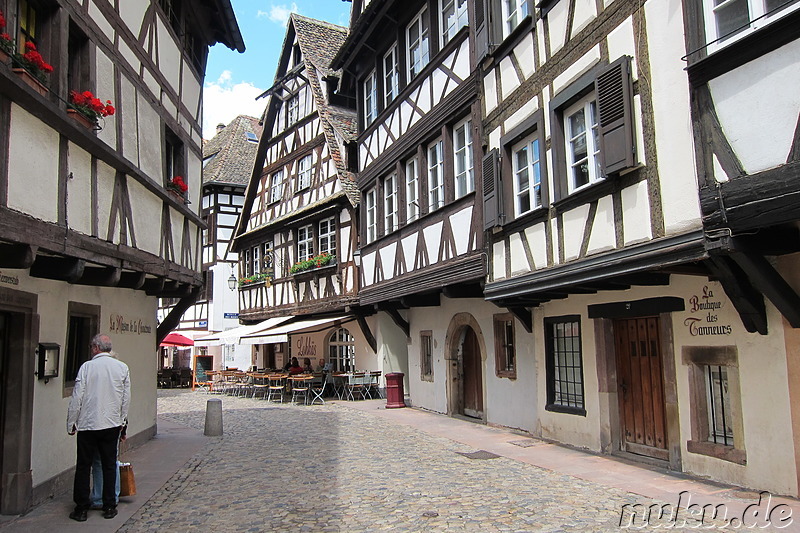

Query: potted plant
[[0, 11, 14, 64], [68, 90, 115, 130], [12, 41, 53, 95], [166, 175, 188, 201], [238, 272, 271, 287], [290, 252, 336, 274]]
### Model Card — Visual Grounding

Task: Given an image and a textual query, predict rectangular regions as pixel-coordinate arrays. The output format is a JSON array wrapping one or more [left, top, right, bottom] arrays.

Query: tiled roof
[[291, 14, 348, 79], [202, 115, 263, 186]]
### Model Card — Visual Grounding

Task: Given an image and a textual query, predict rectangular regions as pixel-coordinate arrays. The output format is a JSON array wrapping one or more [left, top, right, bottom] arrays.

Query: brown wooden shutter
[[595, 56, 636, 175], [475, 0, 489, 61], [482, 148, 502, 230]]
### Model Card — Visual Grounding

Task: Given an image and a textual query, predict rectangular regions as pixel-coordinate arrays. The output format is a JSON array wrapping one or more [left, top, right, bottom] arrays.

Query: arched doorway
[[445, 313, 486, 420]]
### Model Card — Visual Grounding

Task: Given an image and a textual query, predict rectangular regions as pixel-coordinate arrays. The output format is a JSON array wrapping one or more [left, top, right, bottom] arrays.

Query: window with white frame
[[328, 328, 355, 372], [318, 217, 336, 255], [428, 139, 445, 212], [287, 93, 299, 126], [511, 135, 542, 216], [384, 174, 398, 234], [502, 0, 531, 37], [297, 224, 313, 261], [269, 170, 284, 203], [407, 8, 430, 80], [440, 0, 468, 45], [564, 97, 602, 193], [297, 154, 312, 190], [252, 245, 261, 274], [454, 118, 474, 199], [384, 45, 399, 107], [364, 70, 378, 126], [365, 188, 377, 243], [406, 158, 419, 223], [704, 0, 800, 47]]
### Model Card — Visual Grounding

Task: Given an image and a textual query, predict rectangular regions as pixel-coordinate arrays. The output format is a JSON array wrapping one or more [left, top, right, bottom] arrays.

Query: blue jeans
[[90, 451, 120, 507]]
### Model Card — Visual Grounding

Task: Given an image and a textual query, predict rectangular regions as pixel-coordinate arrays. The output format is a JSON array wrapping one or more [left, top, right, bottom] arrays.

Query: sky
[[201, 0, 352, 140]]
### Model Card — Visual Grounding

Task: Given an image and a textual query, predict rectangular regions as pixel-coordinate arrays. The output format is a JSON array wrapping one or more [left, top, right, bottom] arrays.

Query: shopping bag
[[119, 463, 136, 497]]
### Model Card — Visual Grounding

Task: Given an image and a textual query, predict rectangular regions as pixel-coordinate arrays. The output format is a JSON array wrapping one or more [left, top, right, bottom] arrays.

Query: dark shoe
[[102, 507, 118, 519], [69, 509, 88, 522]]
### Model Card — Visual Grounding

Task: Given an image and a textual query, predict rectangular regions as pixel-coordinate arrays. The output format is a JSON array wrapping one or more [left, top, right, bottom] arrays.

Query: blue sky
[[201, 0, 352, 139]]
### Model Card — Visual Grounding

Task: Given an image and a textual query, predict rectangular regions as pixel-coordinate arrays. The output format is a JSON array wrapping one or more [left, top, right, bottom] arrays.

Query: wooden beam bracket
[[507, 307, 532, 333], [385, 308, 410, 338]]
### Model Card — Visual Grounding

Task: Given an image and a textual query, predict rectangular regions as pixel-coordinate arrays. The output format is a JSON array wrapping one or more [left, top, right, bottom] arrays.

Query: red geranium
[[19, 41, 53, 77], [169, 176, 188, 193]]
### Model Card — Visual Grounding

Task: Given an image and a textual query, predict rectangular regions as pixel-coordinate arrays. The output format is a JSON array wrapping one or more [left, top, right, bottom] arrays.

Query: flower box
[[167, 188, 185, 203], [0, 49, 9, 65], [292, 261, 337, 282], [12, 67, 47, 96], [67, 108, 96, 130]]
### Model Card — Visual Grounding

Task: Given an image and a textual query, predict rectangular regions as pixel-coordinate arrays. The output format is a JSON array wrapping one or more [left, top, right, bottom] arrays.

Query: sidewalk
[[0, 418, 207, 532]]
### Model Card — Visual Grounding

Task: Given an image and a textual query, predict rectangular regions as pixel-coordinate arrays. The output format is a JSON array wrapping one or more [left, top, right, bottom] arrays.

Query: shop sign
[[224, 313, 239, 319], [683, 285, 733, 336], [0, 271, 20, 286], [295, 336, 317, 357], [109, 313, 153, 335]]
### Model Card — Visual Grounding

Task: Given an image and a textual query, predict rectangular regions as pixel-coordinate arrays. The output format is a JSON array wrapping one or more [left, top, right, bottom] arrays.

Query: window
[[454, 118, 474, 199], [287, 93, 299, 126], [544, 316, 585, 415], [164, 128, 185, 186], [364, 70, 378, 126], [511, 136, 542, 215], [704, 0, 800, 47], [684, 346, 745, 464], [564, 97, 601, 193], [64, 302, 100, 386], [297, 224, 313, 261], [420, 330, 433, 381], [68, 22, 90, 94], [440, 0, 468, 45], [384, 45, 400, 107], [252, 245, 260, 274], [269, 170, 284, 204], [407, 8, 430, 80], [158, 0, 181, 34], [297, 154, 312, 190], [502, 0, 531, 37], [245, 132, 258, 143], [406, 159, 419, 223], [328, 328, 355, 372], [365, 188, 377, 243], [384, 174, 397, 234], [318, 217, 336, 255], [493, 314, 516, 378], [16, 0, 39, 50], [428, 139, 445, 212]]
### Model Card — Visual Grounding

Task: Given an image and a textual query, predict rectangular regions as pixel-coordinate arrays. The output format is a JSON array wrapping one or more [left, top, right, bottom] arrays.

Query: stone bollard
[[204, 398, 223, 436]]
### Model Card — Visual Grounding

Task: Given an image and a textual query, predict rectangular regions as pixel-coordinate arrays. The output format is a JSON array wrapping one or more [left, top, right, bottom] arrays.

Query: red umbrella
[[160, 332, 194, 347]]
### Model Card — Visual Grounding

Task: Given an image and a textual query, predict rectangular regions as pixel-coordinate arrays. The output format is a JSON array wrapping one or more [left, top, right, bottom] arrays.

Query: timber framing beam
[[730, 252, 800, 328], [384, 308, 410, 338], [0, 244, 37, 268], [401, 292, 441, 308], [705, 256, 767, 334], [75, 266, 121, 287], [442, 282, 484, 299], [30, 256, 85, 283], [156, 288, 200, 346], [356, 315, 377, 353], [508, 307, 532, 333]]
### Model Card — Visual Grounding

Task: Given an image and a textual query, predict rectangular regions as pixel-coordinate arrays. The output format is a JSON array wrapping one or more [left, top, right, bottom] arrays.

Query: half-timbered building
[[477, 0, 800, 497], [158, 115, 261, 372], [232, 15, 369, 372], [681, 0, 800, 497], [332, 0, 498, 416], [0, 0, 242, 512]]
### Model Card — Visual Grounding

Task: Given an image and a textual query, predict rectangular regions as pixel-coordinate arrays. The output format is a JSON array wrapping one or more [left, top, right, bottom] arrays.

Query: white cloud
[[202, 72, 266, 140], [256, 3, 298, 26]]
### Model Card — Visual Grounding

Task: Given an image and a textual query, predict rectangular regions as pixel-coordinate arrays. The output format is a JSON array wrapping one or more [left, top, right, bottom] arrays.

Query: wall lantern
[[37, 343, 60, 383], [227, 273, 237, 291], [353, 249, 361, 267]]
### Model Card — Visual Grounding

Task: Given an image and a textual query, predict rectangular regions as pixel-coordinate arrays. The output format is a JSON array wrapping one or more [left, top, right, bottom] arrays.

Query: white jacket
[[67, 353, 130, 432]]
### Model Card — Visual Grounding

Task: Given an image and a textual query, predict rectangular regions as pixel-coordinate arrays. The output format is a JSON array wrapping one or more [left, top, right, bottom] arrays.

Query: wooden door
[[461, 327, 483, 419], [614, 317, 668, 460]]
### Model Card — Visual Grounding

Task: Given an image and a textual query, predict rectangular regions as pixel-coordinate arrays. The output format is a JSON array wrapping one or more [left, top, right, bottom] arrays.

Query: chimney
[[216, 123, 226, 134]]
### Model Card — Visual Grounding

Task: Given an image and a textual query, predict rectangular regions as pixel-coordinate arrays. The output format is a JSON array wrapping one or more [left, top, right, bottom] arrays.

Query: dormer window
[[245, 132, 258, 143], [292, 44, 302, 67]]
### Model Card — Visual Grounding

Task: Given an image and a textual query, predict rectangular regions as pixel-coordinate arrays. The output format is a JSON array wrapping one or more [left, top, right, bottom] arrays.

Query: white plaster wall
[[504, 97, 539, 132], [127, 178, 162, 255], [89, 0, 114, 42], [96, 161, 116, 242], [8, 105, 59, 222], [516, 33, 536, 79], [645, 0, 702, 235], [96, 49, 117, 150], [156, 19, 181, 93], [709, 38, 800, 174], [492, 241, 505, 281], [524, 223, 548, 270], [509, 233, 530, 274], [22, 272, 157, 486], [571, 0, 598, 37], [499, 55, 520, 99], [117, 39, 140, 76], [182, 65, 202, 124], [66, 143, 93, 236], [547, 0, 570, 55], [607, 17, 638, 80], [137, 94, 162, 181], [561, 204, 590, 260], [586, 194, 616, 255], [120, 76, 139, 166], [118, 1, 148, 36], [669, 276, 797, 496], [621, 181, 652, 245], [552, 46, 601, 95]]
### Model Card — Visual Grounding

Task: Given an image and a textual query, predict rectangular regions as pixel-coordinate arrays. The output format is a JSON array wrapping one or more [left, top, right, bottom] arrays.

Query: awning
[[194, 317, 294, 346], [160, 333, 194, 347], [241, 315, 353, 344]]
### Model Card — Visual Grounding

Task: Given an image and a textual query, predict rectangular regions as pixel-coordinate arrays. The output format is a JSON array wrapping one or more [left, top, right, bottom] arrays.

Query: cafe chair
[[251, 373, 269, 399], [346, 372, 368, 401], [310, 373, 327, 405], [290, 376, 311, 405], [366, 371, 383, 399], [267, 374, 286, 403]]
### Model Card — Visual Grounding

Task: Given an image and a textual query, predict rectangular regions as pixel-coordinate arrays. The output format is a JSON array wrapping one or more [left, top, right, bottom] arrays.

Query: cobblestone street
[[116, 390, 717, 532]]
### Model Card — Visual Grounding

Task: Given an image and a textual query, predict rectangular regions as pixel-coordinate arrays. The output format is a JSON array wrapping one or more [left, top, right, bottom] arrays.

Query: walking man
[[67, 334, 130, 521]]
